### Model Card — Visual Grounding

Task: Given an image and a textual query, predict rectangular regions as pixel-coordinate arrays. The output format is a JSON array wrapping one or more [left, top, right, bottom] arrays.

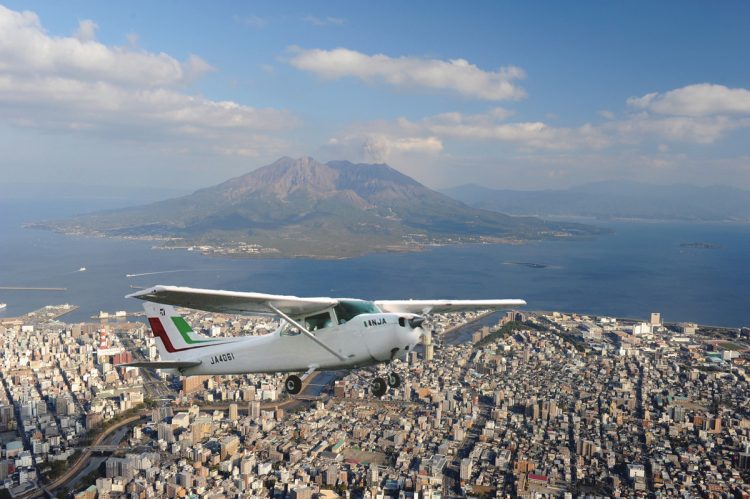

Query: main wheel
[[371, 377, 387, 397], [387, 372, 401, 388], [285, 375, 302, 395]]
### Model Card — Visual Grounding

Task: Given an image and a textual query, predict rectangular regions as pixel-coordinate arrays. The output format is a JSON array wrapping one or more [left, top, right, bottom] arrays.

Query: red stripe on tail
[[148, 317, 215, 353]]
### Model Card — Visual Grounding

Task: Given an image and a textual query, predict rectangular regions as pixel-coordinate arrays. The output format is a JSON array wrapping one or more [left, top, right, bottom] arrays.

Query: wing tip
[[125, 284, 169, 300]]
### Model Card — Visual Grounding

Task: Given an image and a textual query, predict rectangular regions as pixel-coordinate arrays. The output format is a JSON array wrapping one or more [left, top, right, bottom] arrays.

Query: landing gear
[[285, 375, 302, 395], [387, 372, 401, 388], [370, 377, 387, 397]]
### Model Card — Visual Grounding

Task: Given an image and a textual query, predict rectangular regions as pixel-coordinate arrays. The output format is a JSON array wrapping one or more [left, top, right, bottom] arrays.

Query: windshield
[[334, 300, 381, 324]]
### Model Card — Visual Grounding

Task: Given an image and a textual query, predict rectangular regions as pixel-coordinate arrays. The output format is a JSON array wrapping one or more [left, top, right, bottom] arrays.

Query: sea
[[1, 199, 748, 327]]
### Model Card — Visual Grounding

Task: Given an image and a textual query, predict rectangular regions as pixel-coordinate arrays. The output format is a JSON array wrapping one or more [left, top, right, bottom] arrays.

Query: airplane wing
[[374, 299, 527, 315], [127, 285, 338, 317]]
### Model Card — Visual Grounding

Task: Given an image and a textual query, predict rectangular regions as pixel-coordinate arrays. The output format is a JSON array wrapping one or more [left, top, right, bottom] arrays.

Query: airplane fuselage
[[178, 312, 423, 376]]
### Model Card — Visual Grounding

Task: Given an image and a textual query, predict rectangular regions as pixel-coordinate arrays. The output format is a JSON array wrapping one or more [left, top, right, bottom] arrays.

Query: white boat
[[0, 303, 6, 310], [78, 267, 87, 272]]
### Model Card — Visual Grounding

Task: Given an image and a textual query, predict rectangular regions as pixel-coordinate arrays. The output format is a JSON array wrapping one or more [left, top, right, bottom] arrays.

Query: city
[[2, 1, 750, 498], [0, 304, 748, 498]]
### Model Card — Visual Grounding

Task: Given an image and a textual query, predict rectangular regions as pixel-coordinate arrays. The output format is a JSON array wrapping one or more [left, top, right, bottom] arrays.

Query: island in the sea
[[504, 261, 550, 269], [28, 156, 606, 259], [680, 242, 723, 249]]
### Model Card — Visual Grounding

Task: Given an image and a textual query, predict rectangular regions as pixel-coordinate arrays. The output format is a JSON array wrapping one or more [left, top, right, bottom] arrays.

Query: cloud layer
[[289, 47, 526, 101], [327, 82, 750, 166], [0, 5, 296, 156], [627, 83, 750, 117]]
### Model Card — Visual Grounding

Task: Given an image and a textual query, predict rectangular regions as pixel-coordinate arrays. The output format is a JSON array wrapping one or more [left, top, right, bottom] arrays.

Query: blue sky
[[1, 1, 749, 192]]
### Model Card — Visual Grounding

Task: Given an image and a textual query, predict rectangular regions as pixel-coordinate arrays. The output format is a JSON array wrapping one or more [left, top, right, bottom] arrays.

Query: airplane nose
[[408, 316, 425, 329]]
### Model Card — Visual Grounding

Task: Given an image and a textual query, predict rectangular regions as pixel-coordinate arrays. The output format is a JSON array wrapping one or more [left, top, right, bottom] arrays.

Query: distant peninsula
[[442, 181, 750, 222], [28, 157, 606, 259]]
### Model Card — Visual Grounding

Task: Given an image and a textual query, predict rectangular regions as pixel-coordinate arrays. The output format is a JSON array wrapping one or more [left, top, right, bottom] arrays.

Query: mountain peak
[[39, 156, 602, 258], [211, 156, 425, 205]]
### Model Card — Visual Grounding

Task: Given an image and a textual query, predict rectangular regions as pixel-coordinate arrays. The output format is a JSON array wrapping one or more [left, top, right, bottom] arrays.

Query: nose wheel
[[370, 372, 402, 397], [284, 375, 302, 395]]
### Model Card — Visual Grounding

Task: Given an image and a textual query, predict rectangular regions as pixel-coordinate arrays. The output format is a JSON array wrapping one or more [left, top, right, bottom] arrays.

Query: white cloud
[[234, 14, 268, 28], [327, 84, 750, 165], [627, 83, 750, 116], [0, 5, 296, 156], [327, 132, 443, 163], [0, 6, 197, 87], [74, 19, 98, 42], [612, 113, 745, 145], [302, 15, 346, 26], [183, 54, 215, 80], [337, 109, 611, 152], [288, 47, 526, 101], [322, 82, 750, 189]]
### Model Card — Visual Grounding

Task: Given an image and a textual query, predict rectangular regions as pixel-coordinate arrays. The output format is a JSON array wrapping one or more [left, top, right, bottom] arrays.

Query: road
[[114, 328, 174, 400], [19, 413, 146, 499]]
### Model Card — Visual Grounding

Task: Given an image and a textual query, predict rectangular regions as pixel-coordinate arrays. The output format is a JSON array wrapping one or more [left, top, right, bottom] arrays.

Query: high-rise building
[[243, 386, 256, 401], [460, 458, 472, 481], [157, 422, 174, 443], [334, 380, 346, 398], [368, 465, 379, 486], [325, 464, 338, 486], [424, 329, 434, 361], [221, 435, 240, 459], [409, 351, 419, 365], [650, 312, 662, 326], [228, 403, 238, 422], [249, 400, 261, 421], [182, 376, 208, 394], [290, 487, 313, 499]]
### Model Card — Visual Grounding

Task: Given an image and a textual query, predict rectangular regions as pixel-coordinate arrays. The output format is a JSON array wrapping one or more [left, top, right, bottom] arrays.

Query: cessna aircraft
[[125, 285, 526, 397]]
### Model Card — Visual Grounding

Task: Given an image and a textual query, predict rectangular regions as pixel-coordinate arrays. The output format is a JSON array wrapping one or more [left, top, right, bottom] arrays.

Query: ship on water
[[0, 303, 6, 310]]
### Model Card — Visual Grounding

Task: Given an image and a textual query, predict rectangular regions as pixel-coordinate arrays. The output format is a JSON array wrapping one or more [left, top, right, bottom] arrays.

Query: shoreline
[[439, 308, 745, 343], [22, 223, 603, 261]]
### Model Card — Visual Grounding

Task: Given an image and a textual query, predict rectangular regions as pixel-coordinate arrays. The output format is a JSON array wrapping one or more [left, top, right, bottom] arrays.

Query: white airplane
[[125, 285, 526, 397]]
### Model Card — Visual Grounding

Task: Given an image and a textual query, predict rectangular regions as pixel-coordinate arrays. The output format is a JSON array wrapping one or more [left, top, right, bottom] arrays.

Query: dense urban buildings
[[0, 305, 748, 497]]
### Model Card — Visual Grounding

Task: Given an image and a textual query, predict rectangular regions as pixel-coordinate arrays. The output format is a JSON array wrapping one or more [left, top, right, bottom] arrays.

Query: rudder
[[143, 302, 221, 360]]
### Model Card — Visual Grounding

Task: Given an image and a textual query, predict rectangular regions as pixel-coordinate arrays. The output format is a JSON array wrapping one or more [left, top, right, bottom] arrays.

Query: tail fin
[[143, 302, 222, 360]]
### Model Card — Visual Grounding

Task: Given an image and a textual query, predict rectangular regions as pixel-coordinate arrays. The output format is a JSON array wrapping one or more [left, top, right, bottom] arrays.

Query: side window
[[306, 311, 333, 331], [280, 322, 301, 336]]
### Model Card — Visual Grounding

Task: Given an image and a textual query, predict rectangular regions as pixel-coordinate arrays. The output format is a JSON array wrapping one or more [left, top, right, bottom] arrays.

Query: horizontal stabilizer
[[122, 360, 202, 369]]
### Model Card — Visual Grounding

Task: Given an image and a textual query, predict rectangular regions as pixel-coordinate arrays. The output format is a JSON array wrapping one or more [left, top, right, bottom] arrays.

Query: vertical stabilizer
[[143, 302, 222, 359]]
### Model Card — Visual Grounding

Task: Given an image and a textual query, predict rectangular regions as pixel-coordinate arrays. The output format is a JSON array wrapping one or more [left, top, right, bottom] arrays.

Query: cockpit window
[[281, 310, 334, 336], [334, 300, 380, 324]]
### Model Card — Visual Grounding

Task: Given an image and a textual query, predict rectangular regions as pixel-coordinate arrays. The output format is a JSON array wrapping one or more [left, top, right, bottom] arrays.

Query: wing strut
[[268, 304, 346, 362]]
